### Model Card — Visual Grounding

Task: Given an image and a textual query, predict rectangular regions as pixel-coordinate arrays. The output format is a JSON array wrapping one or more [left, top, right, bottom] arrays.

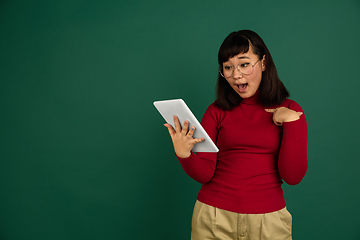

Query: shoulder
[[281, 98, 304, 112], [202, 101, 225, 122], [207, 101, 222, 111]]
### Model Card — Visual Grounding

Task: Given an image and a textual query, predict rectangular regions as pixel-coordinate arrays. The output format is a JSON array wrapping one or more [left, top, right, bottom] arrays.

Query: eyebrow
[[223, 56, 251, 65], [238, 56, 250, 59]]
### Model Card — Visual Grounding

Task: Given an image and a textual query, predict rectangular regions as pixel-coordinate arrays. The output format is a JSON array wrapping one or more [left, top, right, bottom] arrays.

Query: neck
[[241, 91, 260, 105]]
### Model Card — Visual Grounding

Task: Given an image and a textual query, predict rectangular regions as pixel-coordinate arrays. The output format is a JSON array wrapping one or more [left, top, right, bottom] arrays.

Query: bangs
[[218, 34, 249, 64]]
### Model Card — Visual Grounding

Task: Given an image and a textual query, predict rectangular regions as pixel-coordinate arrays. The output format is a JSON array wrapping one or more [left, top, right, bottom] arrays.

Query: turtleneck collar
[[240, 90, 260, 105]]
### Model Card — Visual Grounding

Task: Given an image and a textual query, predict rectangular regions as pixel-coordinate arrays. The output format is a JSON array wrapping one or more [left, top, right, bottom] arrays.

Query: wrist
[[176, 151, 191, 158]]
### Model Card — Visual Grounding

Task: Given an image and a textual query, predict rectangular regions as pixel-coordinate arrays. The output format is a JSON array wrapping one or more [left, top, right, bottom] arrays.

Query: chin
[[239, 92, 254, 99]]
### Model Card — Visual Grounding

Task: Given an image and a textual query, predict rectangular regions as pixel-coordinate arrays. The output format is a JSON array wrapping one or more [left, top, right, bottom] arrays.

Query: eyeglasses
[[219, 59, 261, 78]]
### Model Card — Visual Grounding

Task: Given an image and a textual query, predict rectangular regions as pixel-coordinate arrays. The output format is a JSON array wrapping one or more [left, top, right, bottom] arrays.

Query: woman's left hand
[[265, 107, 303, 126]]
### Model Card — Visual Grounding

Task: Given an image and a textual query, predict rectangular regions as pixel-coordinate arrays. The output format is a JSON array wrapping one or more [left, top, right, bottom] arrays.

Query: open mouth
[[237, 83, 248, 92]]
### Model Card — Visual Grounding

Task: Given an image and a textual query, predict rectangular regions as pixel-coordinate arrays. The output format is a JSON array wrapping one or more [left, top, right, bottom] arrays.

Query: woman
[[164, 30, 308, 240]]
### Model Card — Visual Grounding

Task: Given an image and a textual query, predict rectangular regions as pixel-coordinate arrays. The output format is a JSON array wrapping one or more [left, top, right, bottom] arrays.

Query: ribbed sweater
[[177, 93, 308, 214]]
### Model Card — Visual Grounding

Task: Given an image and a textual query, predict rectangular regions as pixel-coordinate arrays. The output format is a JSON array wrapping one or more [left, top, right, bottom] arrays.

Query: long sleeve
[[172, 95, 308, 214], [278, 101, 308, 185], [176, 103, 221, 184]]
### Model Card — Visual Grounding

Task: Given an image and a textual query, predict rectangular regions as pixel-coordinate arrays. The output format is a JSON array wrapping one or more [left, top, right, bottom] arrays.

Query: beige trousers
[[191, 201, 292, 240]]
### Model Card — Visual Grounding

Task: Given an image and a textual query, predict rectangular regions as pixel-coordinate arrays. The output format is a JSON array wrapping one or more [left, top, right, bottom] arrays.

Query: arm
[[176, 152, 217, 184], [164, 103, 219, 184], [267, 102, 308, 185]]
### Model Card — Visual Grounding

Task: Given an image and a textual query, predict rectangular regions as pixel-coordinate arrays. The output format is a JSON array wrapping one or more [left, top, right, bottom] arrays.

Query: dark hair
[[216, 30, 289, 110]]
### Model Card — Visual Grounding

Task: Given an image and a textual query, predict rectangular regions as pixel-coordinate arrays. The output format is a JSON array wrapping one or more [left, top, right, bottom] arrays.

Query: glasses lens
[[238, 63, 253, 75], [221, 60, 259, 78], [221, 64, 254, 78], [221, 66, 233, 78]]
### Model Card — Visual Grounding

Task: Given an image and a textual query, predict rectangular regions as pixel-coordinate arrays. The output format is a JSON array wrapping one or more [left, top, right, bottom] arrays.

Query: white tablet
[[153, 99, 219, 153]]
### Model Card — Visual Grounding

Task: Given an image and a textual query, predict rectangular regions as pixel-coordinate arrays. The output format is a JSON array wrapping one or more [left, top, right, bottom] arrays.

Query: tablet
[[153, 99, 219, 153]]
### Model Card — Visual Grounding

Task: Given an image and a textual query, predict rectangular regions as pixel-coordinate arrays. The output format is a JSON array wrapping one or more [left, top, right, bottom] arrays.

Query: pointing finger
[[265, 108, 277, 113]]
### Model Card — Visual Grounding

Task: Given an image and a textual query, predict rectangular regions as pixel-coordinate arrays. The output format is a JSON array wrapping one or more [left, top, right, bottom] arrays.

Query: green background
[[1, 0, 359, 239]]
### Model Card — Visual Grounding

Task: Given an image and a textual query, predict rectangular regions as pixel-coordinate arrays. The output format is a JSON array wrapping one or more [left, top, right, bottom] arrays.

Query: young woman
[[164, 30, 308, 240]]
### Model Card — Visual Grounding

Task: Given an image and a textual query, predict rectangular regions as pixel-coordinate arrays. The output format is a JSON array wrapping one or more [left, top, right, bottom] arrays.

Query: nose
[[233, 68, 243, 79]]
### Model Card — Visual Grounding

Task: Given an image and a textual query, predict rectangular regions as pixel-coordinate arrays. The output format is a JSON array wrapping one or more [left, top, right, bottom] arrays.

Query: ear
[[261, 55, 266, 71]]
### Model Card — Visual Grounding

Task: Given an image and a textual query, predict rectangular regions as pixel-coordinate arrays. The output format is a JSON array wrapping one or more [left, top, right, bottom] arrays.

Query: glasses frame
[[219, 58, 261, 78]]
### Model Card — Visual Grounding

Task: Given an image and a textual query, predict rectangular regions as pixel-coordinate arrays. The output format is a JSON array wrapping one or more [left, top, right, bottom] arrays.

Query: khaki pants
[[191, 201, 292, 240]]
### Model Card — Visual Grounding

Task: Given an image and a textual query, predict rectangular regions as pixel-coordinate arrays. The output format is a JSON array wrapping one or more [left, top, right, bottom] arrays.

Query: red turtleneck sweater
[[177, 93, 308, 214]]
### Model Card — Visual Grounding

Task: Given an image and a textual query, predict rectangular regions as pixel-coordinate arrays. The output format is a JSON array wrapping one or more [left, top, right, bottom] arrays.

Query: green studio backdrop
[[1, 0, 359, 239]]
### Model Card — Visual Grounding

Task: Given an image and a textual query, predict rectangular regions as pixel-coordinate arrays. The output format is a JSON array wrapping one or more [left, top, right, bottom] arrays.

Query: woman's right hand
[[164, 116, 205, 158]]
